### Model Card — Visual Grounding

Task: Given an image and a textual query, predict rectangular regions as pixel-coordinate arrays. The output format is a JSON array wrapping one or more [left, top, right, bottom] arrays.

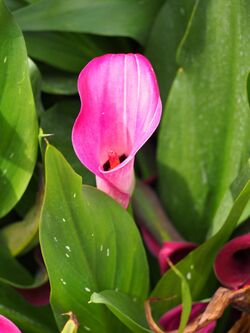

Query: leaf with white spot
[[40, 145, 149, 332]]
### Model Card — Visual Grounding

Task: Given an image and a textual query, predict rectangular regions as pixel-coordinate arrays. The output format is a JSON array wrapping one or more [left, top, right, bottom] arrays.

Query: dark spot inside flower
[[119, 154, 127, 163], [103, 154, 127, 171], [233, 248, 250, 274]]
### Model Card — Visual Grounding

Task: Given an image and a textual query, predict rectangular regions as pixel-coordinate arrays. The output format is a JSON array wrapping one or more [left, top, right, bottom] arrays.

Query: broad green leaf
[[0, 0, 38, 218], [157, 0, 250, 241], [151, 166, 250, 318], [146, 0, 196, 103], [24, 32, 131, 73], [91, 290, 151, 333], [14, 0, 164, 45], [40, 100, 94, 185], [24, 32, 102, 73], [40, 145, 149, 332], [0, 282, 57, 333]]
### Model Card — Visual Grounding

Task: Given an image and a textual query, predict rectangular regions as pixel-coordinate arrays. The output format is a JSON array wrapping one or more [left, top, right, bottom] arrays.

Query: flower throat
[[103, 151, 127, 171]]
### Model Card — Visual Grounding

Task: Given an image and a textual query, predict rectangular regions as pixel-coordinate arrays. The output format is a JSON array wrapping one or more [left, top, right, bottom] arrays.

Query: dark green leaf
[[0, 181, 43, 256], [14, 0, 164, 45], [40, 145, 149, 331], [146, 0, 196, 103], [41, 67, 77, 95], [157, 0, 250, 241], [40, 99, 94, 185], [0, 0, 38, 217], [0, 282, 57, 333], [24, 32, 130, 73]]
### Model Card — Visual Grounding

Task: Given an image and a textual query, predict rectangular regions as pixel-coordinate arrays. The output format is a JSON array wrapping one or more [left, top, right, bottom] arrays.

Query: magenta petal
[[158, 241, 197, 274], [72, 54, 162, 208], [214, 233, 250, 289], [0, 315, 21, 333], [96, 176, 130, 208], [159, 302, 216, 332]]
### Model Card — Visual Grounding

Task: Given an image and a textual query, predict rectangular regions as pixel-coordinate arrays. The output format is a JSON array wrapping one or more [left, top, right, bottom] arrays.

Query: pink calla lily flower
[[72, 54, 162, 208], [214, 233, 250, 289], [159, 302, 216, 332], [0, 315, 21, 333], [158, 241, 197, 274]]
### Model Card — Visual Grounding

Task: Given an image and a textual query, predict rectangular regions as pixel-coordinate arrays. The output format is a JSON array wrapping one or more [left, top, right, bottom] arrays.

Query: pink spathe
[[158, 241, 197, 274], [159, 302, 216, 332], [214, 233, 250, 289], [72, 54, 162, 208], [0, 315, 21, 333]]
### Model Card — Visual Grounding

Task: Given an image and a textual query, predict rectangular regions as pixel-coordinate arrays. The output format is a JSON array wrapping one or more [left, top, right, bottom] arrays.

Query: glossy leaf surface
[[40, 145, 149, 332], [0, 0, 38, 217], [14, 0, 164, 44], [157, 0, 250, 241], [146, 0, 196, 103], [91, 290, 151, 333]]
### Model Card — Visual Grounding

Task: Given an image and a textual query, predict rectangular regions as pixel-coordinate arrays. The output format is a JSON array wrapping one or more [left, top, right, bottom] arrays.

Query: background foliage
[[0, 0, 250, 332]]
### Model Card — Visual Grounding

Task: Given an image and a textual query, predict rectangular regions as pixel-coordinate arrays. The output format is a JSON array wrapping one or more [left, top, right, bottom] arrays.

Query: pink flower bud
[[72, 54, 162, 208]]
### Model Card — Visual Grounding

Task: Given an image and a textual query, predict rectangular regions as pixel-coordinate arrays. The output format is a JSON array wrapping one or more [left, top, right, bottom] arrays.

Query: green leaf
[[14, 0, 164, 45], [146, 0, 196, 103], [24, 32, 129, 73], [132, 181, 182, 244], [0, 181, 43, 256], [5, 0, 26, 11], [40, 145, 149, 332], [151, 165, 250, 318], [157, 0, 250, 241], [40, 99, 94, 185], [167, 262, 191, 333], [0, 0, 38, 218], [0, 282, 57, 333], [91, 290, 151, 333], [41, 67, 77, 95], [208, 160, 250, 236], [0, 232, 47, 288], [28, 58, 43, 115], [0, 239, 33, 287]]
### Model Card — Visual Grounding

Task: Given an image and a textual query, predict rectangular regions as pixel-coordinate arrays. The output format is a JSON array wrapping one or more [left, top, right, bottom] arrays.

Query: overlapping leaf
[[0, 0, 38, 217], [151, 162, 250, 318], [40, 100, 94, 184], [40, 145, 149, 332], [14, 0, 164, 45], [146, 0, 196, 103], [0, 283, 57, 333], [157, 0, 250, 241]]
